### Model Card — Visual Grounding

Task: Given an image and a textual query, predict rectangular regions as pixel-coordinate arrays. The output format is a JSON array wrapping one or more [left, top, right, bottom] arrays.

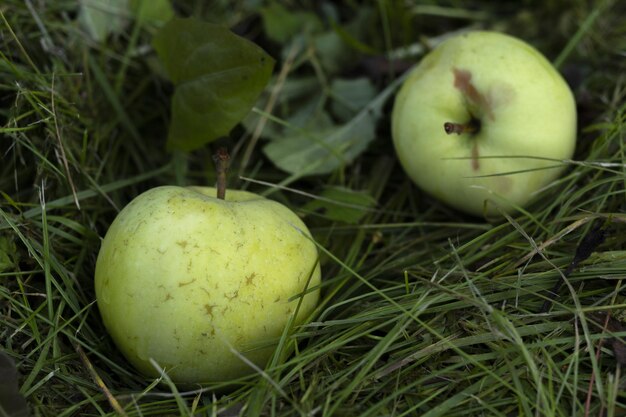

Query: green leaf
[[263, 73, 407, 176], [263, 120, 372, 176], [303, 187, 376, 224], [78, 0, 129, 42], [129, 0, 174, 24], [260, 2, 322, 43], [313, 30, 358, 75], [330, 77, 377, 122], [153, 17, 275, 151], [312, 7, 375, 74], [241, 76, 320, 140], [0, 235, 16, 274], [78, 0, 172, 42], [329, 18, 378, 55]]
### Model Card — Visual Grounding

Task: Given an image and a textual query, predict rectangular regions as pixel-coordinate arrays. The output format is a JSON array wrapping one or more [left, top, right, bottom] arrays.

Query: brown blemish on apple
[[245, 272, 257, 286], [200, 328, 215, 338], [452, 68, 492, 171], [204, 304, 216, 318], [131, 220, 146, 234], [225, 290, 239, 300], [176, 240, 188, 249], [450, 69, 517, 172], [471, 143, 480, 171], [453, 68, 494, 121], [178, 278, 196, 287], [494, 175, 513, 194], [164, 293, 173, 301]]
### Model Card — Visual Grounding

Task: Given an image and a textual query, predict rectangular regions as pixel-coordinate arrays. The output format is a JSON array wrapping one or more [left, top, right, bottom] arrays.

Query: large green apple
[[392, 31, 576, 216], [94, 186, 321, 384]]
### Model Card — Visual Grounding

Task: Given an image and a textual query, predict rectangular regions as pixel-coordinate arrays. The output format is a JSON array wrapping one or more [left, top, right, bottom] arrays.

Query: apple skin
[[94, 186, 321, 384], [392, 31, 577, 216]]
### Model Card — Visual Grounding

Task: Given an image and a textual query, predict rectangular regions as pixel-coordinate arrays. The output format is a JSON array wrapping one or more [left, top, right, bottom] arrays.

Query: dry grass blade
[[50, 73, 80, 210], [75, 344, 129, 417]]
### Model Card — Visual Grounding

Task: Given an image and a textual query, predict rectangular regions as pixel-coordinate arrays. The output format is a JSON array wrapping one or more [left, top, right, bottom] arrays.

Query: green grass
[[1, 0, 626, 416]]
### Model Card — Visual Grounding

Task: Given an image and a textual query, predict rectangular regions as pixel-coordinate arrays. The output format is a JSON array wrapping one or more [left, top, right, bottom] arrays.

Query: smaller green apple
[[94, 185, 321, 384], [392, 31, 577, 216]]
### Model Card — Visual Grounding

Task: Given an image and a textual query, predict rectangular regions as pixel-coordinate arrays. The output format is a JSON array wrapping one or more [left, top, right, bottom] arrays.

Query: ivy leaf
[[130, 0, 173, 24], [153, 17, 275, 151], [78, 0, 173, 42], [260, 2, 322, 43], [263, 115, 374, 176], [242, 76, 320, 140], [303, 187, 376, 224], [78, 0, 129, 42], [330, 77, 377, 122], [263, 73, 406, 176]]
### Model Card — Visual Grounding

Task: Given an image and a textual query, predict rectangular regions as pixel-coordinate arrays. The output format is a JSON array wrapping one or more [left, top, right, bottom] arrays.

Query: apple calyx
[[213, 146, 230, 200]]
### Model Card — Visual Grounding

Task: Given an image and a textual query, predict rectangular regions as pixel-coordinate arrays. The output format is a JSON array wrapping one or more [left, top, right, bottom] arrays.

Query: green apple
[[392, 31, 576, 216], [94, 185, 321, 384]]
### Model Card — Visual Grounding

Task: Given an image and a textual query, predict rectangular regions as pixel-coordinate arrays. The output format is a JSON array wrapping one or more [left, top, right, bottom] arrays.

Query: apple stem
[[213, 147, 230, 200], [444, 121, 479, 135]]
